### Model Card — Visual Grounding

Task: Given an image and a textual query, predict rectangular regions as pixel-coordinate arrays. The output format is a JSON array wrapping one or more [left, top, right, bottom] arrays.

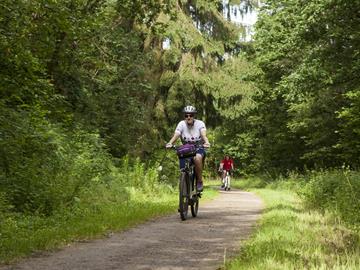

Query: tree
[[249, 0, 360, 171]]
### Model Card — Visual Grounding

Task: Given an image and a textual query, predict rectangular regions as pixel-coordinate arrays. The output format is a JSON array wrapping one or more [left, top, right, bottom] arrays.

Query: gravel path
[[2, 189, 263, 270]]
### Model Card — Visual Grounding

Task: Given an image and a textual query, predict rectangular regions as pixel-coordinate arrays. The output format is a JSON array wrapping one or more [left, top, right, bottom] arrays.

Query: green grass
[[0, 185, 217, 264], [225, 180, 360, 270]]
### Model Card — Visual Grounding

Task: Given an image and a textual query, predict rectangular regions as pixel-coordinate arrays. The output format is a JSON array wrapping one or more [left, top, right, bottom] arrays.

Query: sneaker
[[221, 184, 225, 188], [197, 181, 203, 192]]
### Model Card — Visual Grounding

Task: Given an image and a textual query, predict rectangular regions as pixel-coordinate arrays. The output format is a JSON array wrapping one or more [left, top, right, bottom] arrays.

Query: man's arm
[[219, 162, 224, 171], [200, 129, 210, 147], [166, 132, 180, 148]]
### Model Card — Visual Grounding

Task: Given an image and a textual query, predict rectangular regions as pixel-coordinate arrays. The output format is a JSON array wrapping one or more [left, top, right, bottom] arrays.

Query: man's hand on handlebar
[[165, 142, 173, 149]]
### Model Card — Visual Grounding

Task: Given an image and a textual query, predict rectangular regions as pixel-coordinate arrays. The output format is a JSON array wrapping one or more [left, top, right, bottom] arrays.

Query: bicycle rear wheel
[[179, 172, 189, 220]]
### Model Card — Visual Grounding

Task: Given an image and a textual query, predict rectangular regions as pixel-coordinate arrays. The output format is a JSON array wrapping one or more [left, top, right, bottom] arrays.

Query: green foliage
[[148, 0, 250, 132], [0, 118, 112, 215], [210, 56, 259, 119], [0, 0, 177, 216], [337, 89, 360, 165], [265, 172, 307, 191], [227, 188, 360, 270], [238, 170, 360, 228], [299, 169, 360, 227], [154, 150, 180, 187], [223, 0, 360, 174], [2, 1, 360, 266], [232, 176, 267, 189]]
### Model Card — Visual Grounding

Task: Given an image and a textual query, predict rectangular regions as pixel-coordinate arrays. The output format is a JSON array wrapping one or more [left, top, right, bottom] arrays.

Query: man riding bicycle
[[166, 105, 210, 191], [219, 155, 234, 188]]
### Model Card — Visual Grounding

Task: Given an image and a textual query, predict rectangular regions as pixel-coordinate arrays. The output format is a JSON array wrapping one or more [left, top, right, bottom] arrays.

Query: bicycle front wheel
[[191, 195, 199, 217], [225, 175, 230, 190], [179, 172, 189, 220]]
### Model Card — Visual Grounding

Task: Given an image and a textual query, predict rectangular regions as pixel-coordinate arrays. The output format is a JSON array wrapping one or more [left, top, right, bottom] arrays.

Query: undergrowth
[[227, 171, 360, 269]]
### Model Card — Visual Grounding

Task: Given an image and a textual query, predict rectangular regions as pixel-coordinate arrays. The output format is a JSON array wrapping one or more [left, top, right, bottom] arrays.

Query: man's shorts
[[179, 147, 206, 169]]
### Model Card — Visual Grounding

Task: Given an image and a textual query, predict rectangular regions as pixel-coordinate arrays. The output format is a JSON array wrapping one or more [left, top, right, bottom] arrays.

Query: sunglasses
[[184, 114, 194, 118]]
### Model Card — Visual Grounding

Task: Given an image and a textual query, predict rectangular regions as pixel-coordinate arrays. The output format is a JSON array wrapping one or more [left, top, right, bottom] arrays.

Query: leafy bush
[[0, 104, 173, 217], [0, 192, 12, 219], [299, 169, 360, 226], [0, 108, 112, 215], [151, 149, 179, 187]]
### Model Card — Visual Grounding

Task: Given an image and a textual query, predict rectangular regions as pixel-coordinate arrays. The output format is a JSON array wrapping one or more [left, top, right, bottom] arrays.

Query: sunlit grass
[[224, 181, 360, 270]]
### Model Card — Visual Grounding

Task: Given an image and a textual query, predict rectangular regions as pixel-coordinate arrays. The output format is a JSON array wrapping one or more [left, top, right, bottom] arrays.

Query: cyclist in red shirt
[[219, 155, 234, 188]]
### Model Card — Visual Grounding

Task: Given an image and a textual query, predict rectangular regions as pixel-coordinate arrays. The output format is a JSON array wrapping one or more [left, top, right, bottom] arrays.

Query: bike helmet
[[182, 105, 197, 114]]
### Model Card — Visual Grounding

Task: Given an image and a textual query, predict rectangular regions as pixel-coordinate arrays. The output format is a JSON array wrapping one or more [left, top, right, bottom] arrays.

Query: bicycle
[[170, 144, 203, 221], [223, 170, 231, 191]]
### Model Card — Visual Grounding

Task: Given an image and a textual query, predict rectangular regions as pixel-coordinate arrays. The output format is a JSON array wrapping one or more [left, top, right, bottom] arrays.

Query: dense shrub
[[299, 169, 360, 226], [150, 149, 179, 187], [244, 170, 360, 227], [0, 110, 112, 215], [0, 104, 172, 217]]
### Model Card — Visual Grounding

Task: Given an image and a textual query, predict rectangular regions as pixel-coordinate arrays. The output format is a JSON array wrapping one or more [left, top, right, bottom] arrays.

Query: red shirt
[[221, 158, 234, 171]]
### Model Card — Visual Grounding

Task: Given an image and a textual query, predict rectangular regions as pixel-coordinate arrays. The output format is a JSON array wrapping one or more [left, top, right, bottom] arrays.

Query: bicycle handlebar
[[166, 143, 210, 150]]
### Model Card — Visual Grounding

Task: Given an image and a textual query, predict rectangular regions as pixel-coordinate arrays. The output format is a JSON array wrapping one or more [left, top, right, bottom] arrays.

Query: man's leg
[[194, 153, 203, 191]]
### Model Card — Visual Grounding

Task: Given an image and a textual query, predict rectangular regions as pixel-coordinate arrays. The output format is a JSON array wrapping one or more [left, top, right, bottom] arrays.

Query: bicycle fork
[[225, 172, 231, 190]]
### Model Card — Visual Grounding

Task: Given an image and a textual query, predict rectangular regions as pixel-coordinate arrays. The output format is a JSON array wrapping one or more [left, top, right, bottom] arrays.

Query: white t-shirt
[[175, 119, 206, 143]]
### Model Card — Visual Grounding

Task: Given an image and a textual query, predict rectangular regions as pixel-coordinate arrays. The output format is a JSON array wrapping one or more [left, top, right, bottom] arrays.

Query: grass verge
[[225, 180, 360, 269]]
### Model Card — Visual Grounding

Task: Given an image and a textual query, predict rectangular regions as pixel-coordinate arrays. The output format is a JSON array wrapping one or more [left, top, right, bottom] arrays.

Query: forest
[[1, 0, 360, 265]]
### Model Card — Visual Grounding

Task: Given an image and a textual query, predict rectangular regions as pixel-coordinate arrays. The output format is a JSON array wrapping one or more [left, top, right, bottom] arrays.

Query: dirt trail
[[2, 189, 263, 270]]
